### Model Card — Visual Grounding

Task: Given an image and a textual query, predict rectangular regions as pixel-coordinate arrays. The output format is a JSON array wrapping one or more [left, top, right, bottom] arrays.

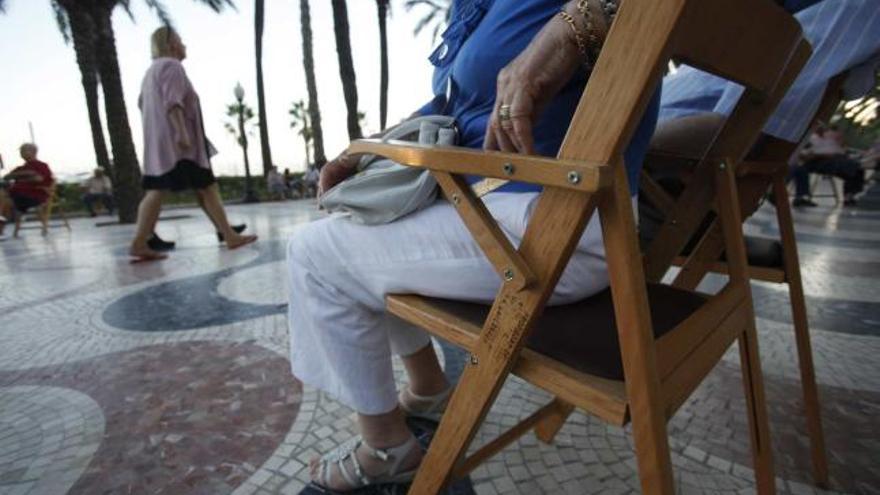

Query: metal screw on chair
[[567, 171, 582, 185], [503, 163, 516, 176], [719, 162, 727, 170], [470, 354, 479, 366], [452, 194, 461, 205], [503, 268, 515, 282]]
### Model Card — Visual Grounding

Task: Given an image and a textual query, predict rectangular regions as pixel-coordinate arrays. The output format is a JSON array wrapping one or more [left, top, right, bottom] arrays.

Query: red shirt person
[[5, 143, 54, 213]]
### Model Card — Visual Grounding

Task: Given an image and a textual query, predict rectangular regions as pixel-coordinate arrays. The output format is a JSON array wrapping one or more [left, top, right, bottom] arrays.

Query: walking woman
[[130, 27, 256, 261]]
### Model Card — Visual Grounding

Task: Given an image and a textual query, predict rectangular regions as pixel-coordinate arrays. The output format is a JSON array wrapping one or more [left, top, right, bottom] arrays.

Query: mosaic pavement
[[1, 181, 878, 494]]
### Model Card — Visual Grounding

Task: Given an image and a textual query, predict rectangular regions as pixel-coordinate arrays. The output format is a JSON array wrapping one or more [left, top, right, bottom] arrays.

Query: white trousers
[[286, 192, 614, 415]]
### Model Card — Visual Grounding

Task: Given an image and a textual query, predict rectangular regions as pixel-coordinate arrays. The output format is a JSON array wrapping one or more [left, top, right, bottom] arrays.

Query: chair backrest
[[561, 0, 804, 167]]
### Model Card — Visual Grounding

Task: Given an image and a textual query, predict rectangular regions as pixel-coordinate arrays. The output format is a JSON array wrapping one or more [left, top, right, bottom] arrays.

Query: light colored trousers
[[286, 192, 614, 415]]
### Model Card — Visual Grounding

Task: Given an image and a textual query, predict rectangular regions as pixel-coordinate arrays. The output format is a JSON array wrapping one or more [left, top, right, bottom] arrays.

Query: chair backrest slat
[[674, 0, 803, 94]]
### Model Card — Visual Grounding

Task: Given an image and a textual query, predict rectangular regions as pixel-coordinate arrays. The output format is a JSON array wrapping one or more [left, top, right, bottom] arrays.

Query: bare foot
[[226, 234, 258, 250], [129, 246, 168, 263]]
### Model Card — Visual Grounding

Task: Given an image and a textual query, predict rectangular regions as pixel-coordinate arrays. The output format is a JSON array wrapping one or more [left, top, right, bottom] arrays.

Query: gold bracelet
[[576, 0, 602, 66], [557, 11, 588, 59]]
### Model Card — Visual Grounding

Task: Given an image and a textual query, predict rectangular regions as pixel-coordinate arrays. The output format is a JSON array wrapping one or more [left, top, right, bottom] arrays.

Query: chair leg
[[13, 213, 22, 237], [533, 400, 574, 444], [773, 176, 829, 487], [40, 207, 49, 235], [738, 323, 777, 494], [407, 348, 520, 493]]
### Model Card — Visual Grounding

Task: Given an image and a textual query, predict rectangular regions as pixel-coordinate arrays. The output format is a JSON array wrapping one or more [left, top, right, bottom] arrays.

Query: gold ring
[[499, 104, 512, 121]]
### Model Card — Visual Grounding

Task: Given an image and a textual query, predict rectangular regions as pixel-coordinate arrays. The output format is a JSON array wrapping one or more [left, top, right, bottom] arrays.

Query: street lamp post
[[234, 83, 259, 203]]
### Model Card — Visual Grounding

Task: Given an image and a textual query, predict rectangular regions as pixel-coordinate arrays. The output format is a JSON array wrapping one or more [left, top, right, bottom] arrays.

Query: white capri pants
[[286, 192, 615, 415]]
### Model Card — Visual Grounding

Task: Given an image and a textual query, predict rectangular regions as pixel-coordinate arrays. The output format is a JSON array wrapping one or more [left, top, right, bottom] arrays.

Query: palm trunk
[[303, 136, 311, 167], [377, 0, 389, 130], [92, 3, 142, 223], [255, 0, 273, 176], [299, 0, 327, 167], [67, 7, 112, 176], [331, 0, 363, 140]]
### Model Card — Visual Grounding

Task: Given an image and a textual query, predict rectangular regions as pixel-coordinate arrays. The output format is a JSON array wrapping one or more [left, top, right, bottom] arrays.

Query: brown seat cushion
[[674, 234, 784, 269], [415, 284, 707, 381], [645, 113, 727, 173]]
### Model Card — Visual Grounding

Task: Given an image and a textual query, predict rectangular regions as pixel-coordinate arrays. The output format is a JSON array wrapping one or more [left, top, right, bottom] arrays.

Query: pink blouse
[[139, 57, 210, 176]]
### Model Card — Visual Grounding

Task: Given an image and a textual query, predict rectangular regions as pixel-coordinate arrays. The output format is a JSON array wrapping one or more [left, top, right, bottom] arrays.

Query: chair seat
[[395, 284, 706, 381]]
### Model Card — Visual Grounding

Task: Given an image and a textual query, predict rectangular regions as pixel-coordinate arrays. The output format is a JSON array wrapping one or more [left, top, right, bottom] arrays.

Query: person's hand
[[484, 6, 586, 155], [318, 152, 361, 196], [176, 135, 192, 153]]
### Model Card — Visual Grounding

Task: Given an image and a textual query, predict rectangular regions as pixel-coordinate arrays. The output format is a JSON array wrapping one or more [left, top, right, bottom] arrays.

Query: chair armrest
[[347, 139, 611, 192]]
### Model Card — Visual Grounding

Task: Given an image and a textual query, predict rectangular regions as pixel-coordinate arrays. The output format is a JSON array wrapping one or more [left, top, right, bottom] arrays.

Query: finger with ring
[[499, 104, 512, 121]]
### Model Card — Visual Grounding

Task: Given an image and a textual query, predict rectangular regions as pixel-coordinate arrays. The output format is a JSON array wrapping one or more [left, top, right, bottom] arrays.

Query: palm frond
[[50, 0, 71, 44], [194, 0, 237, 13], [142, 0, 173, 27], [412, 10, 437, 36], [117, 0, 136, 22]]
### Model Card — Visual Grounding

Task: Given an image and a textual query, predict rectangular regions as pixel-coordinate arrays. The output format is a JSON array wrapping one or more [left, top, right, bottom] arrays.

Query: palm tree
[[50, 2, 113, 178], [254, 0, 273, 176], [376, 0, 390, 130], [225, 96, 257, 201], [404, 0, 452, 43], [330, 0, 362, 140], [289, 100, 313, 167], [298, 0, 326, 167]]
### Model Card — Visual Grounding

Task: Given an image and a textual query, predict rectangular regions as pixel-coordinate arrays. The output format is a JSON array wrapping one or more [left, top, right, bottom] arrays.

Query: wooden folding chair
[[348, 0, 808, 492], [13, 183, 71, 237], [639, 78, 846, 489]]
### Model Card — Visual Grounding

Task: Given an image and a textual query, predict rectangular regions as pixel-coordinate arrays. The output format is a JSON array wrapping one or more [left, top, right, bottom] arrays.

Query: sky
[[0, 0, 440, 181]]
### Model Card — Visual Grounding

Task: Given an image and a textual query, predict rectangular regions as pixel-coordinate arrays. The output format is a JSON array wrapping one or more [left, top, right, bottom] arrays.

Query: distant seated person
[[266, 166, 287, 200], [791, 124, 865, 206], [650, 0, 879, 203], [303, 165, 319, 198], [0, 143, 54, 237], [81, 168, 115, 216]]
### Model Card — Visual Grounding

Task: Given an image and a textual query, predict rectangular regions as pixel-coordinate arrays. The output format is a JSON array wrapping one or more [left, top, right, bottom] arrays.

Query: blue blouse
[[417, 0, 660, 195]]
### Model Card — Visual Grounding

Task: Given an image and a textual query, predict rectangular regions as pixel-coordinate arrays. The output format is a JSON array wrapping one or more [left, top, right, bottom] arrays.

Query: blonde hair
[[151, 26, 178, 59]]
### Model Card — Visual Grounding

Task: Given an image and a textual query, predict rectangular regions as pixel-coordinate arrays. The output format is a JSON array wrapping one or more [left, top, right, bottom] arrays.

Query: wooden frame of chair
[[12, 183, 71, 237], [639, 78, 846, 488], [347, 0, 807, 492]]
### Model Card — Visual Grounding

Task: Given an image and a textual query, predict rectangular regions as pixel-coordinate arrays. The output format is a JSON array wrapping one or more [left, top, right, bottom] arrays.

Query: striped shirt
[[659, 0, 880, 143]]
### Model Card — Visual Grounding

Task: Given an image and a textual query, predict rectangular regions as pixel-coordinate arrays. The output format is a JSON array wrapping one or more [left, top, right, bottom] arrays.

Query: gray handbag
[[319, 115, 457, 225]]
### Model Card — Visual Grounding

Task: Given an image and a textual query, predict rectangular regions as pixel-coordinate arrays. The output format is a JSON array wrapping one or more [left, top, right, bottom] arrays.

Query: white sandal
[[399, 386, 451, 422], [314, 434, 420, 491]]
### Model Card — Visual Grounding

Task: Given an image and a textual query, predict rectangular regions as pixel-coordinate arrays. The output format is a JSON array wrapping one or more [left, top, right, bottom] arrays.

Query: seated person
[[790, 124, 865, 206], [81, 168, 115, 216], [302, 165, 319, 198], [286, 0, 660, 491], [266, 166, 288, 200], [652, 0, 879, 203], [0, 143, 54, 236]]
